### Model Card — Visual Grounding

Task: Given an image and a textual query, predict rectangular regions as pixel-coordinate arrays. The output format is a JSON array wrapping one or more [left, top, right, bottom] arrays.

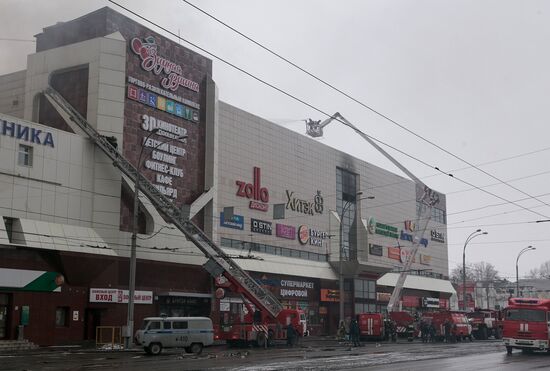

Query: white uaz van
[[135, 317, 214, 355]]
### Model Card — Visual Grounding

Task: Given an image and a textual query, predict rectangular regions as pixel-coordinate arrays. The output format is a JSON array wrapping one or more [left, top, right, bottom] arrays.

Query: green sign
[[21, 305, 29, 325], [375, 222, 399, 239]]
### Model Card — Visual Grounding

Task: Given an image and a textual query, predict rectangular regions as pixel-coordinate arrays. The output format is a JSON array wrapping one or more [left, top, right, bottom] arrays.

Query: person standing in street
[[444, 320, 451, 343], [286, 323, 296, 347], [350, 318, 361, 347]]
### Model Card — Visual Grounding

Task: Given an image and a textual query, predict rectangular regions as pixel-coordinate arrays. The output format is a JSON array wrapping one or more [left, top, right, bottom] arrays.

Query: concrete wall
[[216, 102, 449, 278], [0, 70, 26, 119]]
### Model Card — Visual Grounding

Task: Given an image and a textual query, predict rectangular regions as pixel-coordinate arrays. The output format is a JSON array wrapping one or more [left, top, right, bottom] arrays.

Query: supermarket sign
[[89, 288, 153, 304]]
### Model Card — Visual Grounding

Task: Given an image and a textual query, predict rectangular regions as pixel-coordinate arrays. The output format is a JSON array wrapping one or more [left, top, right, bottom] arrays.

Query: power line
[[179, 0, 550, 213], [107, 0, 550, 222]]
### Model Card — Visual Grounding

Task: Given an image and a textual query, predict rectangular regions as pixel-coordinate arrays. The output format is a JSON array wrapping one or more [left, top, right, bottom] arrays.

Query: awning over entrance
[[377, 273, 456, 295], [222, 247, 338, 280]]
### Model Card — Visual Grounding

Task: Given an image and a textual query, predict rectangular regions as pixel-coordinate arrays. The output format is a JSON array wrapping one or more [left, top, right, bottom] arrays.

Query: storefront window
[[354, 303, 377, 314], [354, 279, 375, 299]]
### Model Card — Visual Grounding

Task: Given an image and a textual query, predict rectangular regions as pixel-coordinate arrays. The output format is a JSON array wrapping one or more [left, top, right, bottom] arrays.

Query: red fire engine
[[357, 313, 385, 340], [427, 311, 472, 341], [503, 298, 550, 354], [467, 308, 503, 340], [42, 87, 305, 350], [214, 277, 306, 347]]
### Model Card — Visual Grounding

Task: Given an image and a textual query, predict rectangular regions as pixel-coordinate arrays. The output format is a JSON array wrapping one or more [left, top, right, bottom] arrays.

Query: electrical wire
[[107, 0, 550, 222], [180, 0, 550, 212]]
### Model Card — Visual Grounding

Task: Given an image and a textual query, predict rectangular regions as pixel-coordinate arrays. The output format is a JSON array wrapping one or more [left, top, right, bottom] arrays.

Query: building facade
[[0, 7, 452, 345]]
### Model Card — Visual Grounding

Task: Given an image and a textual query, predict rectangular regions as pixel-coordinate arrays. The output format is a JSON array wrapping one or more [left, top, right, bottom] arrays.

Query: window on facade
[[336, 168, 358, 261], [273, 204, 285, 219], [354, 279, 376, 299], [354, 303, 377, 314], [55, 307, 69, 327], [18, 144, 33, 167]]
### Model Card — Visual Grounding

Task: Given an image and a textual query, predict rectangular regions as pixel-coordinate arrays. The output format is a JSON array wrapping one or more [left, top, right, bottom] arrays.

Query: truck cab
[[429, 311, 472, 341], [503, 298, 550, 354]]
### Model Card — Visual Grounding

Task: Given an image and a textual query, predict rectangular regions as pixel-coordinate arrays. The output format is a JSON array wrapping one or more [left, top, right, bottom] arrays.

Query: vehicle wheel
[[506, 346, 512, 355], [190, 343, 203, 355], [256, 332, 267, 348], [149, 342, 162, 356], [184, 347, 192, 354], [144, 346, 151, 354]]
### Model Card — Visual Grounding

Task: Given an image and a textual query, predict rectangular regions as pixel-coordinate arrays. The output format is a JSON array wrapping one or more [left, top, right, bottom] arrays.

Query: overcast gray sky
[[2, 0, 549, 280]]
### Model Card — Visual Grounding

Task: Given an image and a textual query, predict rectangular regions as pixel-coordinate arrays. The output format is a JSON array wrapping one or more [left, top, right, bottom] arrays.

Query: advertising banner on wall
[[119, 20, 212, 230], [219, 211, 244, 230], [251, 218, 272, 235], [89, 288, 153, 304], [388, 246, 401, 260], [320, 289, 340, 302], [369, 244, 383, 256]]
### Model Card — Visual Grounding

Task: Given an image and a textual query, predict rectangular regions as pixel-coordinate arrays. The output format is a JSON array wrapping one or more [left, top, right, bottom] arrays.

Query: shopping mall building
[[0, 8, 454, 345]]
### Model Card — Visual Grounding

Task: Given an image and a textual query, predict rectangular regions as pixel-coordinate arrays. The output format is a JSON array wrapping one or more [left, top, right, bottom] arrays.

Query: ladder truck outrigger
[[43, 87, 305, 348], [305, 113, 441, 316]]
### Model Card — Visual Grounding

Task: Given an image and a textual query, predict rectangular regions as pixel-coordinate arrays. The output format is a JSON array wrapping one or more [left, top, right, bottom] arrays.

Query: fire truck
[[467, 309, 503, 340], [389, 311, 418, 340], [503, 298, 550, 354], [44, 87, 305, 349], [357, 313, 385, 340], [427, 311, 472, 341], [305, 114, 441, 319]]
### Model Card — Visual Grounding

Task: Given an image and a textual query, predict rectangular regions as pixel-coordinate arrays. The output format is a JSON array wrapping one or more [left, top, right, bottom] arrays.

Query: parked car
[[135, 317, 214, 355]]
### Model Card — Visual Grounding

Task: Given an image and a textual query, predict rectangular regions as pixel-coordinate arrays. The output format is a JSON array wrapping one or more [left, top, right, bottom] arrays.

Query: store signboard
[[251, 218, 272, 235], [130, 36, 200, 93], [400, 230, 429, 247], [0, 119, 55, 148], [320, 289, 340, 302], [422, 297, 440, 308], [276, 224, 295, 240], [236, 167, 269, 211], [280, 280, 314, 292], [431, 230, 445, 243], [285, 190, 324, 215], [388, 246, 401, 261], [369, 244, 383, 256], [297, 225, 329, 247], [220, 212, 244, 230], [89, 288, 153, 304]]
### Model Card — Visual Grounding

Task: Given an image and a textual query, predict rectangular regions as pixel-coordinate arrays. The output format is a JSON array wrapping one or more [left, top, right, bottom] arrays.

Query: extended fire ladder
[[305, 113, 441, 312], [43, 86, 283, 318]]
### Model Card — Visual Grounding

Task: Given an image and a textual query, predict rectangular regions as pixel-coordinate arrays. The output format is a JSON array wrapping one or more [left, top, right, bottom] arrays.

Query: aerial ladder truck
[[305, 113, 441, 314], [43, 87, 305, 348]]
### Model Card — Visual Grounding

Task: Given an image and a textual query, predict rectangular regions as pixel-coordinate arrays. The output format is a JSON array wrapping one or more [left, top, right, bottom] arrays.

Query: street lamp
[[338, 192, 374, 325], [516, 246, 535, 297], [124, 130, 187, 349], [462, 229, 488, 311]]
